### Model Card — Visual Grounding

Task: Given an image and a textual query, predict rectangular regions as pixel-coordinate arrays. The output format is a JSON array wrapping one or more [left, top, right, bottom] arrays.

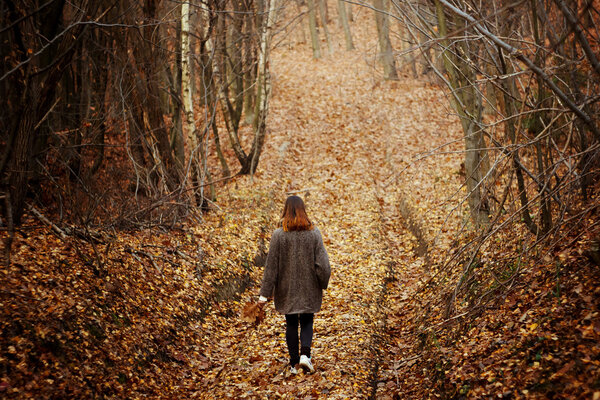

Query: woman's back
[[258, 195, 330, 374], [260, 227, 330, 315]]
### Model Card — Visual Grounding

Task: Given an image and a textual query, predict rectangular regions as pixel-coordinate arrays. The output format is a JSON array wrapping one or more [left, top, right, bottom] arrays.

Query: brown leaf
[[241, 302, 265, 327]]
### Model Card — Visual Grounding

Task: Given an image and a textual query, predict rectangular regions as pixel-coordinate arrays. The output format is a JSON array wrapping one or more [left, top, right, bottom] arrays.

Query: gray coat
[[259, 227, 331, 315]]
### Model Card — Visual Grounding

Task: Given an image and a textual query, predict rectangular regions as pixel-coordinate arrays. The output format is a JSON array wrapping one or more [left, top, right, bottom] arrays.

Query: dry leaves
[[1, 2, 598, 399], [241, 302, 266, 327]]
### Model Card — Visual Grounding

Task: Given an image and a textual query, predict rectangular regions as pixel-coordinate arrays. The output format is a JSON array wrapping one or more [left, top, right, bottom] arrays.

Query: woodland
[[1, 0, 599, 398]]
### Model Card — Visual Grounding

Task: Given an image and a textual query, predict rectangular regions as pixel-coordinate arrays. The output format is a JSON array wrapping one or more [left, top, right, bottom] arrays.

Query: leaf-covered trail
[[190, 15, 465, 398]]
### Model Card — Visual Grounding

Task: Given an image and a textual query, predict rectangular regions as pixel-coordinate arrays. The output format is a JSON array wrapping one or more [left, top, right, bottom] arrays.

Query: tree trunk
[[347, 1, 353, 22], [483, 65, 497, 114], [181, 0, 197, 151], [243, 10, 257, 125], [212, 123, 231, 178], [247, 0, 277, 175], [307, 0, 321, 59], [228, 0, 245, 125], [181, 0, 202, 202], [295, 0, 307, 44], [8, 101, 36, 225], [418, 28, 431, 74], [373, 0, 399, 80], [318, 0, 333, 54], [435, 0, 489, 227], [172, 4, 185, 170], [141, 1, 178, 191], [531, 0, 552, 233], [398, 21, 417, 77], [2, 0, 81, 224], [338, 0, 354, 50], [214, 13, 248, 168]]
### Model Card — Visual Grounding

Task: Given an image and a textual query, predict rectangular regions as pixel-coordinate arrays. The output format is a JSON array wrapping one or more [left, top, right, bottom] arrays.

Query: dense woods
[[389, 0, 600, 324], [1, 0, 276, 230], [1, 0, 599, 398]]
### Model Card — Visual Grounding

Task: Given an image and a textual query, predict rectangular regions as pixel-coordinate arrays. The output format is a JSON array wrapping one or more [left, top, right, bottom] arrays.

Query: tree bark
[[307, 0, 321, 59], [398, 21, 417, 77], [347, 1, 353, 22], [8, 100, 36, 225], [181, 0, 204, 203], [171, 4, 185, 170], [373, 0, 399, 80], [531, 0, 552, 233], [243, 10, 257, 125], [318, 0, 333, 54], [435, 0, 489, 227], [181, 1, 197, 152], [141, 0, 178, 191], [212, 123, 231, 178], [247, 0, 277, 175], [2, 0, 83, 224], [338, 0, 354, 50]]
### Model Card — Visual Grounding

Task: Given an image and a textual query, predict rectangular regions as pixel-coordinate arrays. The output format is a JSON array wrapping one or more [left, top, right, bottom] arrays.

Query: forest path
[[190, 19, 464, 397]]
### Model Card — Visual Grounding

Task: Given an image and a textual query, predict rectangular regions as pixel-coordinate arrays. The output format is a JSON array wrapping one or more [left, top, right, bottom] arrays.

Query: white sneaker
[[299, 355, 314, 373], [290, 366, 298, 375]]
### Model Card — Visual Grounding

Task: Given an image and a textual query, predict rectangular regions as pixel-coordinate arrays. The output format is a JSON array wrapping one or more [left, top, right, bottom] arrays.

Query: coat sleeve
[[259, 231, 279, 298], [314, 228, 331, 290]]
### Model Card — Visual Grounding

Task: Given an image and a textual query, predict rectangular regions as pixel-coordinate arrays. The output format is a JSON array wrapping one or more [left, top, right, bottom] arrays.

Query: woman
[[258, 195, 331, 374]]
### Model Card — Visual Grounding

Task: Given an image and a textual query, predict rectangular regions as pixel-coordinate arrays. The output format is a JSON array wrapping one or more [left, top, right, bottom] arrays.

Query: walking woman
[[258, 195, 331, 374]]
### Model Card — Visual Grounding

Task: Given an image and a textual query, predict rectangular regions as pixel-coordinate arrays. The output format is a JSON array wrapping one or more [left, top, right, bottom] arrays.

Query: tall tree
[[434, 0, 489, 226], [318, 0, 333, 54], [338, 0, 354, 50], [307, 0, 321, 59], [373, 0, 399, 80], [1, 1, 94, 224], [249, 0, 278, 175], [181, 0, 202, 202], [215, 0, 278, 174]]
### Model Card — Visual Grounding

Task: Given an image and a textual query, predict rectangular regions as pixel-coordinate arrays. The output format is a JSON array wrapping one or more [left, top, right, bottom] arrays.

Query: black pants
[[285, 313, 314, 366]]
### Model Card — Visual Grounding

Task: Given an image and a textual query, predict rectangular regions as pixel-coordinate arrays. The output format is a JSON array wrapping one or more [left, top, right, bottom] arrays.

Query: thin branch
[[436, 0, 600, 140]]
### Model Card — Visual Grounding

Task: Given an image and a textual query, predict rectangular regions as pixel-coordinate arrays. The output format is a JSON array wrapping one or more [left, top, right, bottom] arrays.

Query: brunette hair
[[281, 195, 313, 231]]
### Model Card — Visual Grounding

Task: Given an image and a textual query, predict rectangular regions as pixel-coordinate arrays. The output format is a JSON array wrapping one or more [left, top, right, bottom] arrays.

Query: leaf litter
[[190, 8, 467, 399], [2, 4, 599, 400]]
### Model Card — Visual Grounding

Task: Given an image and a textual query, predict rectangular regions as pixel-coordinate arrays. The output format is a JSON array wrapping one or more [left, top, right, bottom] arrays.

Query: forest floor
[[190, 13, 468, 399], [2, 5, 599, 400]]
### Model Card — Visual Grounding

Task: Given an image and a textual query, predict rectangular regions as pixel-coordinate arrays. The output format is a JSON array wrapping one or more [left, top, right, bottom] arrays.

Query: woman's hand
[[258, 295, 268, 308]]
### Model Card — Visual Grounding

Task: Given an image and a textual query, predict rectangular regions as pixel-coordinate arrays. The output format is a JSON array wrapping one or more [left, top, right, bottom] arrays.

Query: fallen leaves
[[241, 302, 266, 326], [2, 2, 599, 399]]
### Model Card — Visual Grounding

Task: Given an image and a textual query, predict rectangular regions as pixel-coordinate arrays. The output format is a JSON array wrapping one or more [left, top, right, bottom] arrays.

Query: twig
[[436, 0, 600, 140], [394, 354, 422, 368], [27, 204, 67, 239], [286, 188, 316, 195], [34, 97, 60, 130], [0, 288, 43, 301], [176, 249, 194, 261], [126, 248, 165, 276], [146, 252, 162, 276], [423, 312, 469, 331]]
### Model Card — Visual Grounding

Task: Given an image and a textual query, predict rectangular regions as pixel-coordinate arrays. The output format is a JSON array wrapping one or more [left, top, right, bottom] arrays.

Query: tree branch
[[436, 0, 600, 140]]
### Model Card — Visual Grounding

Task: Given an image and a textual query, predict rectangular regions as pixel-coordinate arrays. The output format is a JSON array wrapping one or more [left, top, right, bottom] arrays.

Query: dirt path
[[190, 14, 464, 399]]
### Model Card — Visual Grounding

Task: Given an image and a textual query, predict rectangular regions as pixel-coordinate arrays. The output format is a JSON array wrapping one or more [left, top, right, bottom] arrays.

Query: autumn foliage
[[1, 0, 600, 399]]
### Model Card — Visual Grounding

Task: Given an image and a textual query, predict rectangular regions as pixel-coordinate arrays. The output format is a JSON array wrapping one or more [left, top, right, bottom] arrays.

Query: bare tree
[[373, 0, 399, 80], [338, 0, 355, 50], [318, 0, 334, 54], [0, 0, 280, 227], [307, 0, 322, 58], [387, 0, 600, 319], [215, 0, 279, 175]]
